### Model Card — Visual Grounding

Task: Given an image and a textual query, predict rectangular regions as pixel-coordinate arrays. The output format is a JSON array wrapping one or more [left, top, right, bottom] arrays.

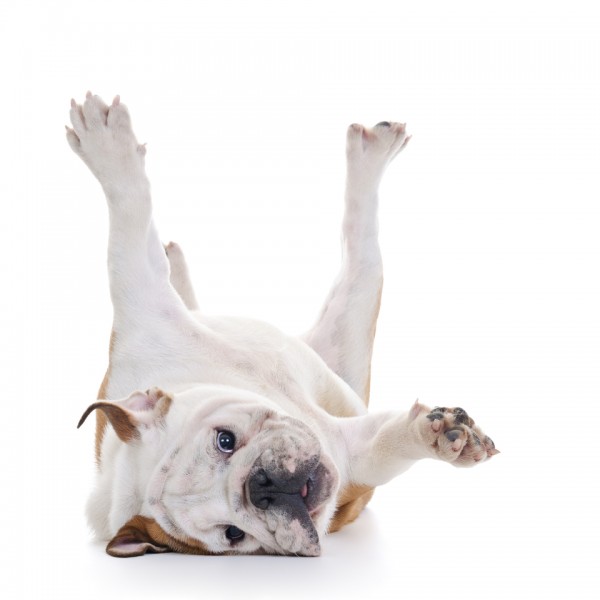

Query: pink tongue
[[301, 483, 308, 498]]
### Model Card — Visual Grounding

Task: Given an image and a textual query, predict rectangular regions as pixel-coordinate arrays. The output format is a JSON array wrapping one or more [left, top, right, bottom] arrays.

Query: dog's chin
[[294, 464, 337, 556], [292, 462, 334, 551]]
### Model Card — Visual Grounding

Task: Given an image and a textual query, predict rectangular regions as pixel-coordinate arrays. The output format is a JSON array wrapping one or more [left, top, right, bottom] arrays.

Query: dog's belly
[[103, 313, 366, 420]]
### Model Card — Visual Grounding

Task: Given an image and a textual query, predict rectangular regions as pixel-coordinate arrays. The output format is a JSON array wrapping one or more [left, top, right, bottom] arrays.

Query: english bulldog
[[67, 93, 498, 558]]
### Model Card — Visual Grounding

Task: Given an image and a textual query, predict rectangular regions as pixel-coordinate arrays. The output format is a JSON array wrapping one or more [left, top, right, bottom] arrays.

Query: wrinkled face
[[144, 391, 339, 556]]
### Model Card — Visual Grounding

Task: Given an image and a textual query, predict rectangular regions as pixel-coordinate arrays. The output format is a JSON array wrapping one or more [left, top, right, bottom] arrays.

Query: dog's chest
[[106, 314, 330, 411]]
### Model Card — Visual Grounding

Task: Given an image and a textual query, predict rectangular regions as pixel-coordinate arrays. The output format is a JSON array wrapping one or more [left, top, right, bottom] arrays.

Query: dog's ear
[[106, 515, 213, 557], [77, 387, 173, 443], [106, 516, 172, 557]]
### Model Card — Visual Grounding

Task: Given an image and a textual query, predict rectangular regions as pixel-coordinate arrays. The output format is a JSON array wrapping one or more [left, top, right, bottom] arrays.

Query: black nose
[[248, 468, 307, 511]]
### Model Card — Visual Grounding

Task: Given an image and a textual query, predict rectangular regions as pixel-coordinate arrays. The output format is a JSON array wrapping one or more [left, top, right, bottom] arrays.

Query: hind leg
[[165, 242, 199, 311], [303, 122, 410, 404]]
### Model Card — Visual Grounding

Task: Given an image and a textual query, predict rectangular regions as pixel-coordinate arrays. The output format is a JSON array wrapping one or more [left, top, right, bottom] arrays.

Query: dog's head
[[79, 386, 340, 557]]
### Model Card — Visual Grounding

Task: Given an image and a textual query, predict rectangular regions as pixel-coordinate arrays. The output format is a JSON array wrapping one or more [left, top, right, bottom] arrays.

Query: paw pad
[[423, 406, 498, 465]]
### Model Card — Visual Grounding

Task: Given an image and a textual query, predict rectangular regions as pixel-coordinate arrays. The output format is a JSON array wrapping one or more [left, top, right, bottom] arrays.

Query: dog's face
[[80, 386, 340, 557]]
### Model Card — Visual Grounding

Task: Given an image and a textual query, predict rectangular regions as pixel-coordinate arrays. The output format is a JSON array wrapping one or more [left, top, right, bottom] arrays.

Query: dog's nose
[[248, 468, 307, 511]]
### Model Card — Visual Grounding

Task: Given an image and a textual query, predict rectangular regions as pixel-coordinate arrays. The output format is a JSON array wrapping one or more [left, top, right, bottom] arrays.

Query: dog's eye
[[225, 526, 245, 543], [217, 430, 236, 453]]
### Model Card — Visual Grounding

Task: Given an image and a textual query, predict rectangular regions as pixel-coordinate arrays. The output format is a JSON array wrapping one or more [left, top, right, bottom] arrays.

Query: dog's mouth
[[300, 479, 321, 519], [301, 471, 329, 518]]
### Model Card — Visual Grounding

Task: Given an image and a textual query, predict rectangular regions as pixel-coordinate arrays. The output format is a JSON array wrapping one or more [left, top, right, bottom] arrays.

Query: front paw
[[415, 404, 499, 467], [346, 121, 410, 180], [66, 92, 147, 191]]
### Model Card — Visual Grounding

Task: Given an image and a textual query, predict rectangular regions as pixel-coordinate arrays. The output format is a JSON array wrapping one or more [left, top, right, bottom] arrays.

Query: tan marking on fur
[[328, 484, 375, 533], [94, 410, 108, 466], [94, 330, 116, 464], [152, 389, 172, 421], [145, 518, 214, 555], [107, 515, 213, 557]]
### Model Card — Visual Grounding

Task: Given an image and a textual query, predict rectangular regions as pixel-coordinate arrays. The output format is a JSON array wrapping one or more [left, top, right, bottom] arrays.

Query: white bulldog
[[67, 94, 498, 558]]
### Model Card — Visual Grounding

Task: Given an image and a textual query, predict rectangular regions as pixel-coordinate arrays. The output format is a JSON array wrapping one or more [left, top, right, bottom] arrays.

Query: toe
[[69, 99, 86, 133], [82, 93, 109, 129], [484, 435, 500, 457], [107, 99, 132, 131], [65, 126, 80, 152]]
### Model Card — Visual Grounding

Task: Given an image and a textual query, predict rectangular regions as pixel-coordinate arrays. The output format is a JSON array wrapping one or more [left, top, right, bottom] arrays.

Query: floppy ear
[[106, 516, 172, 557], [106, 515, 213, 557], [77, 387, 173, 443]]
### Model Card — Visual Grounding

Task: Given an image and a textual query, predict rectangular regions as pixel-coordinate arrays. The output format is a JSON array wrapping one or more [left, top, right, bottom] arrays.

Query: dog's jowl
[[67, 93, 498, 558]]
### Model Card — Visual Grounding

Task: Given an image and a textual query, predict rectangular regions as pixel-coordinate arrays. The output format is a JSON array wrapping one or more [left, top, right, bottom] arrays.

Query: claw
[[112, 95, 121, 106], [86, 90, 92, 99], [483, 435, 499, 457], [401, 135, 412, 149], [70, 98, 77, 108]]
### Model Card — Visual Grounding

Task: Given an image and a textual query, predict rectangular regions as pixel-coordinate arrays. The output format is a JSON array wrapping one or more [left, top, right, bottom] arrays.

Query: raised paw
[[66, 92, 147, 192], [346, 121, 410, 169], [415, 404, 499, 467]]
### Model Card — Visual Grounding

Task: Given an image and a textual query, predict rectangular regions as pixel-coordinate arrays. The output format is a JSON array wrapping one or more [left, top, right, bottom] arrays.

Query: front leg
[[67, 93, 149, 198], [67, 94, 196, 401], [66, 93, 187, 331], [338, 403, 499, 487]]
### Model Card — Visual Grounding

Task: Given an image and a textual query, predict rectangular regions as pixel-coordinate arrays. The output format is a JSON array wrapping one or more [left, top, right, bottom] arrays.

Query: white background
[[2, 1, 599, 598]]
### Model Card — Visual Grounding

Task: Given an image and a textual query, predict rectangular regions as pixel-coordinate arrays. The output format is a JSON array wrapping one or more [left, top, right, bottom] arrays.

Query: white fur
[[67, 95, 496, 557]]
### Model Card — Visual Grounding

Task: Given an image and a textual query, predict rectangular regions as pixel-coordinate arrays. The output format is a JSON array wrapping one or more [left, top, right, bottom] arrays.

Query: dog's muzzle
[[248, 461, 319, 514], [246, 454, 335, 555]]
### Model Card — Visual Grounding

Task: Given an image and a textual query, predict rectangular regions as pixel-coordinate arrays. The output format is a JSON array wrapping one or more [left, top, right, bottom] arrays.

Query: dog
[[67, 93, 498, 558]]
